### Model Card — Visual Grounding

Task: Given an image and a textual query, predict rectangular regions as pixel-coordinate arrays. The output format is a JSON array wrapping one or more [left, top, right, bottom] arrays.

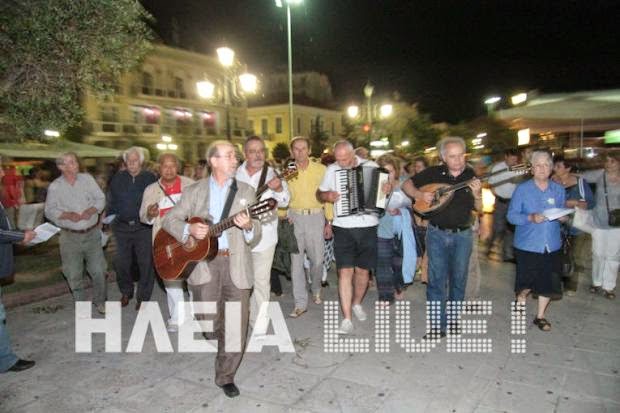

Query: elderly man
[[287, 136, 332, 317], [162, 140, 261, 398], [487, 148, 521, 262], [1, 159, 36, 373], [235, 136, 289, 328], [45, 152, 108, 314], [108, 147, 157, 310], [317, 140, 386, 335], [140, 153, 195, 332], [403, 137, 482, 338]]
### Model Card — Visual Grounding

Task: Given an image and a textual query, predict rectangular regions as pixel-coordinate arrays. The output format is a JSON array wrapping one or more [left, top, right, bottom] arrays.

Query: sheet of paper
[[28, 223, 61, 245], [101, 214, 116, 225], [542, 208, 574, 221]]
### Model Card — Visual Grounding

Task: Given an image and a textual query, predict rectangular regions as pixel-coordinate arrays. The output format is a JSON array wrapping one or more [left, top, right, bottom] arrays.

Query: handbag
[[603, 173, 620, 227], [572, 207, 595, 233]]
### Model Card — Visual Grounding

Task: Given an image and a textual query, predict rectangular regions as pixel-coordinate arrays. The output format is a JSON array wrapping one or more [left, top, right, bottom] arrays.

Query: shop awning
[[0, 141, 121, 159]]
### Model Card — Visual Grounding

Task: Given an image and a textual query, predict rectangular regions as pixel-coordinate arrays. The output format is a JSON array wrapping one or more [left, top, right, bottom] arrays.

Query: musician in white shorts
[[317, 140, 388, 335]]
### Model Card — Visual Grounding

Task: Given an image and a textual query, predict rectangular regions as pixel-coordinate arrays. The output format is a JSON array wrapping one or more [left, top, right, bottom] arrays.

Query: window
[[141, 72, 153, 95], [261, 119, 268, 136], [275, 117, 283, 134], [248, 119, 254, 133], [174, 77, 185, 99], [297, 117, 301, 134], [99, 106, 118, 122]]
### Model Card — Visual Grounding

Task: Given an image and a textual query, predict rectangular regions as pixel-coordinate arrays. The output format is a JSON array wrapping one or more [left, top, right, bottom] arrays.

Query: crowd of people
[[1, 137, 619, 398]]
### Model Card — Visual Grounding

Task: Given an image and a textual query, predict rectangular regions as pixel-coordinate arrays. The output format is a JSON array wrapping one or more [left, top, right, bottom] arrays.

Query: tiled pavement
[[1, 256, 619, 413]]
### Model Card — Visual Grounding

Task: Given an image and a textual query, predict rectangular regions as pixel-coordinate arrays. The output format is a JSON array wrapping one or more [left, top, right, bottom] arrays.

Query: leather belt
[[62, 223, 98, 234], [217, 249, 230, 257], [289, 207, 323, 215], [431, 224, 471, 233]]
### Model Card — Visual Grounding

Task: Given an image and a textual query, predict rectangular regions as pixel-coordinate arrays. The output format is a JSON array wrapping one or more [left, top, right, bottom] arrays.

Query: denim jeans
[[0, 285, 18, 373], [426, 225, 473, 332]]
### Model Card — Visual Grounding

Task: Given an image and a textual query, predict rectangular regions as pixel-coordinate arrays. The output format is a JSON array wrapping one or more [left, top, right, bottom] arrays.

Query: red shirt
[[158, 176, 182, 217]]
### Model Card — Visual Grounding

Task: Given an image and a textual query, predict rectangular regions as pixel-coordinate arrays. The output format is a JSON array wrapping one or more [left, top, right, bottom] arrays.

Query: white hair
[[437, 136, 466, 161], [530, 150, 552, 167], [123, 146, 145, 164], [333, 139, 354, 152], [55, 152, 79, 167]]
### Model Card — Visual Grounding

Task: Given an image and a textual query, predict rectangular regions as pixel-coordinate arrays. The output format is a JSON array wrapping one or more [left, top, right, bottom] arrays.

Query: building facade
[[82, 45, 251, 163]]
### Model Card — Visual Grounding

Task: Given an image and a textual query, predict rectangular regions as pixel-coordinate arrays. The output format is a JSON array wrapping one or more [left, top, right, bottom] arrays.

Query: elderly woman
[[590, 153, 620, 299], [552, 156, 595, 295], [508, 151, 566, 331]]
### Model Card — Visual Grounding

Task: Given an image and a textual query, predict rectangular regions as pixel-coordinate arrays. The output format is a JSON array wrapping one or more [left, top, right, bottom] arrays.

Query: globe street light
[[380, 104, 393, 118], [197, 48, 257, 141], [347, 105, 359, 119], [276, 0, 303, 140]]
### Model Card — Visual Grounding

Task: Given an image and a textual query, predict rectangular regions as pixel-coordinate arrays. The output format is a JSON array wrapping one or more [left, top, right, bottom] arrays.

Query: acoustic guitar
[[255, 162, 298, 198], [413, 164, 530, 216], [153, 198, 277, 280]]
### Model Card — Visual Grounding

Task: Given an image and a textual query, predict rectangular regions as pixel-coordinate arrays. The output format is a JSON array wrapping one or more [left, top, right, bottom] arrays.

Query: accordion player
[[334, 165, 390, 217]]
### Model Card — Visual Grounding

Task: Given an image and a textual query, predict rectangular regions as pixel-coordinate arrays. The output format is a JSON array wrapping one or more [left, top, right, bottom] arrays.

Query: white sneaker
[[337, 319, 354, 335], [352, 304, 367, 321]]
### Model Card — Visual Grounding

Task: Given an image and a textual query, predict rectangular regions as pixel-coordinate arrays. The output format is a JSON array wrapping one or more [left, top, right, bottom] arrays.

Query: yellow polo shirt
[[287, 160, 333, 220]]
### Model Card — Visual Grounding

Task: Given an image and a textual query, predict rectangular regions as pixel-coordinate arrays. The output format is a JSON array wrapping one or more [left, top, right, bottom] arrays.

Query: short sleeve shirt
[[412, 165, 475, 228]]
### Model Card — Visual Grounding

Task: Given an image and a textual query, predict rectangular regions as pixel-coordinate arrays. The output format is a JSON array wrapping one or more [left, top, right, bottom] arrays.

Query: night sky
[[141, 0, 620, 123]]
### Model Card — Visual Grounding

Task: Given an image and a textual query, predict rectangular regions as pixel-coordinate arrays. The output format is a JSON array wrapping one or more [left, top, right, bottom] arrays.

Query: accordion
[[334, 165, 390, 217]]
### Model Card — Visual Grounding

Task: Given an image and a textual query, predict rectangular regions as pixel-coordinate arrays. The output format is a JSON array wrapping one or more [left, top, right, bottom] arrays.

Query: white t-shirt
[[319, 156, 379, 228]]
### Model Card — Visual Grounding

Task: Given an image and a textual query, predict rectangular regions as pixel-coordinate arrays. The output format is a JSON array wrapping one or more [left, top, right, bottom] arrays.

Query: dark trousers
[[376, 237, 404, 302], [190, 256, 250, 386], [488, 199, 514, 260], [112, 223, 154, 301]]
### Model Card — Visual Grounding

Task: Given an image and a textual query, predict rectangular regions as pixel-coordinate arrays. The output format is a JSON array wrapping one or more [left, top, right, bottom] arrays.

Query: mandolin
[[413, 164, 530, 216], [153, 198, 277, 280]]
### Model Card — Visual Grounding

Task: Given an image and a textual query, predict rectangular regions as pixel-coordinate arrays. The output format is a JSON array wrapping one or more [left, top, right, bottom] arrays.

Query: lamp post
[[347, 82, 392, 150], [275, 0, 303, 140], [196, 48, 257, 141]]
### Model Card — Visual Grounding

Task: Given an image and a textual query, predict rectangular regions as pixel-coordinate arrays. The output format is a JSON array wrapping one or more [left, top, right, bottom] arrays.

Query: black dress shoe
[[219, 383, 240, 398], [8, 359, 35, 372], [120, 295, 130, 307]]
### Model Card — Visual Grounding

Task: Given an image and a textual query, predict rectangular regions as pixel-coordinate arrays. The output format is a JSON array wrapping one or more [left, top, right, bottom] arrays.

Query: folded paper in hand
[[28, 223, 61, 246], [542, 208, 575, 221]]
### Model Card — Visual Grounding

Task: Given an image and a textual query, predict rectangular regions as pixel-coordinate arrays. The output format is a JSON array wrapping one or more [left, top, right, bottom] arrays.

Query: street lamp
[[511, 93, 527, 105], [484, 96, 501, 115], [347, 105, 359, 119], [276, 0, 303, 140], [363, 81, 374, 124], [379, 104, 393, 118], [196, 48, 257, 141]]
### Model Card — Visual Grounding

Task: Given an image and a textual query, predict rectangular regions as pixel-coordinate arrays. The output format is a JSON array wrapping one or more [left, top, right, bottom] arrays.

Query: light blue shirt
[[209, 176, 232, 249], [507, 179, 566, 253]]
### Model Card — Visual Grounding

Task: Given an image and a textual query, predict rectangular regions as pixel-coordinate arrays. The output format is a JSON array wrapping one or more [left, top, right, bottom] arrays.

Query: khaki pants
[[59, 229, 107, 305]]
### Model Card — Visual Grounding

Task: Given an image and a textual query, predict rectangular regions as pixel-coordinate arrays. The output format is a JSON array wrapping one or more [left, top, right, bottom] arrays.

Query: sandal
[[603, 290, 616, 300], [533, 317, 552, 331], [589, 286, 602, 294]]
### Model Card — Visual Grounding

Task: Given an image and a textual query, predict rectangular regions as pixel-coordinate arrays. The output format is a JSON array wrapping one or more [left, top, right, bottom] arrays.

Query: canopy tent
[[0, 141, 121, 159], [498, 89, 620, 121]]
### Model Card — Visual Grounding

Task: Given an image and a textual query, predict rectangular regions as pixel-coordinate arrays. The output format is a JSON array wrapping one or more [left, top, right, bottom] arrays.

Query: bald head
[[334, 140, 355, 168]]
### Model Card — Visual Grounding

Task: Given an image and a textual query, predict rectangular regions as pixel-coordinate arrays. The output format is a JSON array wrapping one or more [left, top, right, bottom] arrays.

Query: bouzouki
[[153, 198, 277, 280], [255, 163, 298, 198], [413, 163, 530, 216]]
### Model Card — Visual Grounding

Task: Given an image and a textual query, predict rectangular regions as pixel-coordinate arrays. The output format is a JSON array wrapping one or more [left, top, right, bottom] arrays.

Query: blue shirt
[[508, 179, 566, 253], [108, 170, 157, 222], [209, 176, 232, 249]]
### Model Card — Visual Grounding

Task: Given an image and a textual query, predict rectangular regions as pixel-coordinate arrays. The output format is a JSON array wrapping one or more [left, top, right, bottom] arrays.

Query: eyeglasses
[[215, 153, 236, 160]]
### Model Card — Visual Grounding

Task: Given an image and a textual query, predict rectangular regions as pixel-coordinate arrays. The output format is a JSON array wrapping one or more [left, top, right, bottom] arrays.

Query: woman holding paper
[[507, 151, 566, 332]]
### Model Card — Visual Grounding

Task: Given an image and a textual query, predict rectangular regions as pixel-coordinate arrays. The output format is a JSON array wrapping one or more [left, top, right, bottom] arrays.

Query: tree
[[309, 115, 329, 157], [447, 117, 516, 155], [271, 142, 290, 164], [0, 0, 153, 139]]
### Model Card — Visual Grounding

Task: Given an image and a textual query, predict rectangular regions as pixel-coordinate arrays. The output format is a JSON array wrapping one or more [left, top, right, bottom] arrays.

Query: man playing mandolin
[[402, 137, 482, 338], [161, 140, 261, 398]]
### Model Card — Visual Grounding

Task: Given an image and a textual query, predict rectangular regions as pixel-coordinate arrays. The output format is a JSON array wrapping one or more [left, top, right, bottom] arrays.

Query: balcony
[[89, 121, 161, 137]]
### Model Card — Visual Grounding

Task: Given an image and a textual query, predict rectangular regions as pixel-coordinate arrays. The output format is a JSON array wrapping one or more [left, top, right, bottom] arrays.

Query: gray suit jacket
[[161, 178, 261, 289]]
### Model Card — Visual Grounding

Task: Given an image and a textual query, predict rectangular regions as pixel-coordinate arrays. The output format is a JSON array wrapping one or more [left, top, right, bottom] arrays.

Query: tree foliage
[[447, 116, 516, 155], [309, 115, 329, 157], [271, 142, 290, 163], [0, 0, 153, 139]]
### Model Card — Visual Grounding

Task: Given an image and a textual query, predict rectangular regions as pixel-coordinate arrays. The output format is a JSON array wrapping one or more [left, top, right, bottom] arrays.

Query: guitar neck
[[207, 213, 239, 236], [438, 167, 511, 195]]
